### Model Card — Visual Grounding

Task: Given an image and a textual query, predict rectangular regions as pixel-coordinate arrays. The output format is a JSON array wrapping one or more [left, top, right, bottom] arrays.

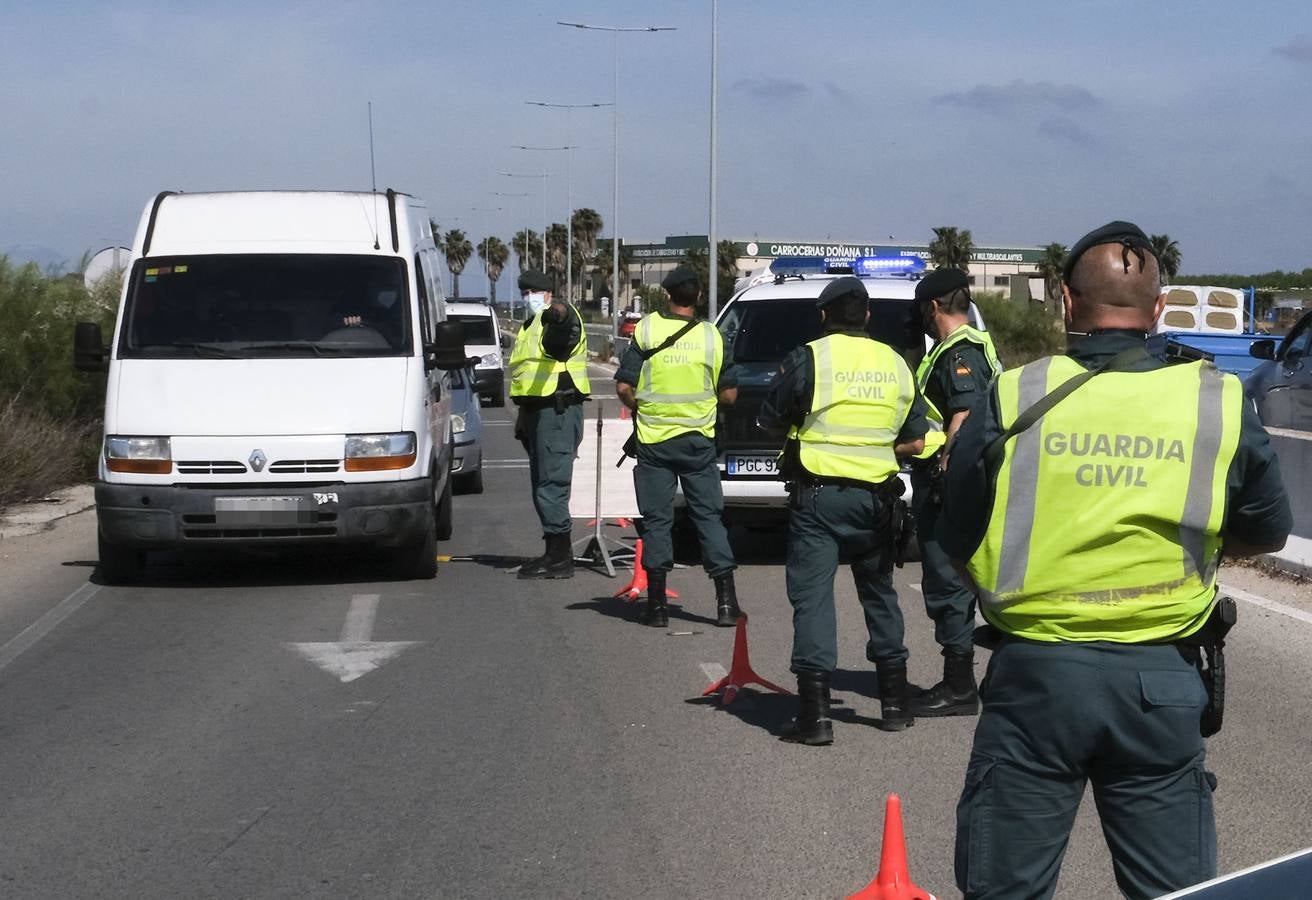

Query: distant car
[[450, 364, 484, 493], [1245, 308, 1312, 431], [447, 301, 505, 406], [619, 311, 642, 338]]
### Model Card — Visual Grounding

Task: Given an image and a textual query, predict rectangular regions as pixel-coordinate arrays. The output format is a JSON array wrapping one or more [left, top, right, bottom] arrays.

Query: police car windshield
[[118, 254, 412, 359], [449, 314, 495, 344], [730, 297, 923, 365]]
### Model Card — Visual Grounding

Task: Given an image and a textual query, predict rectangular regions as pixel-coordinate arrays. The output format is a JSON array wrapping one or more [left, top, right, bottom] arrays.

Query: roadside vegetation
[[0, 257, 118, 508], [973, 291, 1066, 368]]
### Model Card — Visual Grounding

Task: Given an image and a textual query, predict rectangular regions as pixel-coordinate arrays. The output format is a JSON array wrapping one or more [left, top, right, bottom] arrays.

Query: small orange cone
[[701, 613, 791, 704], [612, 539, 679, 602], [619, 405, 631, 420], [847, 794, 936, 900]]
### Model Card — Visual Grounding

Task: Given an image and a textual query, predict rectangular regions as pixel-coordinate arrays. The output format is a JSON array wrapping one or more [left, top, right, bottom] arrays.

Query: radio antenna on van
[[368, 101, 380, 250]]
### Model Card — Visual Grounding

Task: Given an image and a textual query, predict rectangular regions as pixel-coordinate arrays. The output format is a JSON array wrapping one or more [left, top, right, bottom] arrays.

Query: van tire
[[98, 531, 145, 586], [398, 516, 438, 580], [435, 470, 454, 541]]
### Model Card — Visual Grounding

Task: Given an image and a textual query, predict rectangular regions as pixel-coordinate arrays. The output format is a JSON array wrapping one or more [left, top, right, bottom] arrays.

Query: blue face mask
[[525, 292, 548, 314]]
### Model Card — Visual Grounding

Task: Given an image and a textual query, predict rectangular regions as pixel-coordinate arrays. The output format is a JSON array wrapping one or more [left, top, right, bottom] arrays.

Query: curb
[[0, 484, 96, 540]]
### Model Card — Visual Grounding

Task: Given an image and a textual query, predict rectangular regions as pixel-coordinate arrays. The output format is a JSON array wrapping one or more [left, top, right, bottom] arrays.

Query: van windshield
[[729, 297, 924, 368], [449, 314, 495, 345], [118, 254, 412, 358]]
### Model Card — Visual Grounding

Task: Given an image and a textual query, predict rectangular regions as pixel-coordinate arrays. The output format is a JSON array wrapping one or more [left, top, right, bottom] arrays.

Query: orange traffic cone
[[619, 405, 631, 420], [612, 539, 679, 602], [701, 613, 791, 705], [847, 794, 936, 900]]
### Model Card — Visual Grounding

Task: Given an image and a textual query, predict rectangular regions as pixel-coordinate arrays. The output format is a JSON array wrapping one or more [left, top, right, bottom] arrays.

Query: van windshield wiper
[[237, 341, 345, 357], [137, 341, 242, 358]]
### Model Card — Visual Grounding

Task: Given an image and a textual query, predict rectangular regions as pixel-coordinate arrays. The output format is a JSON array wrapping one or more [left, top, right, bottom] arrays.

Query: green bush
[[975, 291, 1066, 368], [0, 256, 118, 505]]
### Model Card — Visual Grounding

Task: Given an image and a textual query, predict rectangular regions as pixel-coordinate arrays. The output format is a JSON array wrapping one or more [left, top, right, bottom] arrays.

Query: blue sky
[[3, 0, 1310, 291]]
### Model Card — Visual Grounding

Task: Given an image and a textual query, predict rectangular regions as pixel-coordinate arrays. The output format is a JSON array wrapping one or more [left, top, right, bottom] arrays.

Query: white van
[[75, 189, 472, 583], [445, 301, 504, 406]]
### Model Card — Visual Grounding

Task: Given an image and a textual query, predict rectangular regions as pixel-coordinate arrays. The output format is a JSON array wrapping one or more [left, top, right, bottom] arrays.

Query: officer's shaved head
[[1064, 243, 1164, 332]]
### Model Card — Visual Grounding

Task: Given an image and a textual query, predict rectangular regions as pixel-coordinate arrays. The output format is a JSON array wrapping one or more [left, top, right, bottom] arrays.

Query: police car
[[698, 255, 988, 523]]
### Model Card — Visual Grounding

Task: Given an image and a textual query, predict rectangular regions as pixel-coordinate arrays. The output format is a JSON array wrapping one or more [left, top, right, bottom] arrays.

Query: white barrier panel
[[569, 403, 641, 520]]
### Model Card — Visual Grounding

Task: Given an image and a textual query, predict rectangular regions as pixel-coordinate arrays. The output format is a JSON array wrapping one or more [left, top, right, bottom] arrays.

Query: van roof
[[137, 190, 432, 257]]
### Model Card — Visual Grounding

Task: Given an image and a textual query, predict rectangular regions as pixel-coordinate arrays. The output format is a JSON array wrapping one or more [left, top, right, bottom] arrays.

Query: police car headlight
[[479, 353, 500, 367], [451, 413, 467, 436], [104, 435, 172, 474], [344, 432, 416, 472]]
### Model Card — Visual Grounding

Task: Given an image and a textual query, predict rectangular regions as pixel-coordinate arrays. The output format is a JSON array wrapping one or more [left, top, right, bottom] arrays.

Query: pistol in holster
[[872, 478, 911, 571], [914, 451, 945, 506], [1178, 595, 1237, 737], [616, 428, 638, 468]]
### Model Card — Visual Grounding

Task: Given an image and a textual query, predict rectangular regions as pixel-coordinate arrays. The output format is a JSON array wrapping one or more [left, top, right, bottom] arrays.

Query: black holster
[[1178, 595, 1237, 737], [913, 451, 945, 506], [616, 428, 637, 468], [873, 478, 909, 572]]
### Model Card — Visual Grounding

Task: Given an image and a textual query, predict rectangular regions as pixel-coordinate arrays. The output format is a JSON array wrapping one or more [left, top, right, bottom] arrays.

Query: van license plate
[[725, 455, 777, 476], [214, 496, 310, 526]]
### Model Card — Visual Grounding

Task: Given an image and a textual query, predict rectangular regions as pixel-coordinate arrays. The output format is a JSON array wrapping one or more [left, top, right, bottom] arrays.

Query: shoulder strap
[[637, 319, 701, 361], [983, 346, 1150, 470]]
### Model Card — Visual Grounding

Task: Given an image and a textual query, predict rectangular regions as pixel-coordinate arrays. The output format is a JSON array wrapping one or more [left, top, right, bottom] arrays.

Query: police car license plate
[[725, 455, 777, 476]]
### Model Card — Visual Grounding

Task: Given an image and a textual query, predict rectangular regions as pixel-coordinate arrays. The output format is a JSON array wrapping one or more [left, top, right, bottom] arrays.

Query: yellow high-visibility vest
[[509, 306, 591, 398], [967, 357, 1242, 643], [788, 333, 916, 485], [913, 323, 1001, 459], [634, 314, 724, 444]]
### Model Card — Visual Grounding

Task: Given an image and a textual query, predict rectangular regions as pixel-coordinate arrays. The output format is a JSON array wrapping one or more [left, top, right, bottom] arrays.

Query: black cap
[[518, 269, 552, 292], [816, 276, 868, 309], [915, 267, 970, 303], [661, 265, 699, 292], [1062, 221, 1157, 283]]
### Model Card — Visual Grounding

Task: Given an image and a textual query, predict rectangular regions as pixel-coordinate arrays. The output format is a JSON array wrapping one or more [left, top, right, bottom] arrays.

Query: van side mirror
[[1249, 339, 1277, 361], [427, 320, 468, 371], [74, 322, 108, 372]]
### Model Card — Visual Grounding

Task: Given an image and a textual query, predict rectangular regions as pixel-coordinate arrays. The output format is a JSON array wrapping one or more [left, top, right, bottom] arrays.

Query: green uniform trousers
[[911, 468, 977, 655], [523, 402, 584, 536], [785, 482, 907, 674], [955, 639, 1215, 900], [634, 433, 735, 576]]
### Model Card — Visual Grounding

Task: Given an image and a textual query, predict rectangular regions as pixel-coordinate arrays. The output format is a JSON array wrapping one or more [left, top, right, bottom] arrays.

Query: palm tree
[[511, 228, 543, 273], [1035, 242, 1067, 308], [928, 226, 974, 270], [570, 208, 604, 303], [1150, 234, 1182, 284], [441, 229, 473, 299], [477, 237, 511, 304], [593, 239, 632, 304], [682, 240, 739, 314], [544, 223, 569, 295]]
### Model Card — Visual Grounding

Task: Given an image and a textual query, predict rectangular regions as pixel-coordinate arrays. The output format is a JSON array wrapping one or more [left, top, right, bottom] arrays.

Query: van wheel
[[455, 469, 484, 495], [397, 515, 438, 580], [98, 532, 145, 586], [435, 470, 454, 541]]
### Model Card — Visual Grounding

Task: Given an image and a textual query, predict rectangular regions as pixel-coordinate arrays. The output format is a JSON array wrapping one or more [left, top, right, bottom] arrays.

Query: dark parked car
[[1245, 309, 1312, 430]]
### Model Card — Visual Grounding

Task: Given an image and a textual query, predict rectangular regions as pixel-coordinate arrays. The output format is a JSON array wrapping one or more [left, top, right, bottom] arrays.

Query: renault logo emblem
[[249, 449, 268, 472]]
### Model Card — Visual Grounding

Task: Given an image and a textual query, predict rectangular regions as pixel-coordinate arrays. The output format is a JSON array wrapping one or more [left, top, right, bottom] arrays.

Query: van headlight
[[451, 413, 467, 436], [479, 353, 500, 367], [104, 436, 172, 474], [344, 432, 417, 472]]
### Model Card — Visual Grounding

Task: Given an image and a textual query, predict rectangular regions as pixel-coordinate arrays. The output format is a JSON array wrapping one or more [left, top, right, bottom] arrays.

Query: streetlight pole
[[499, 170, 550, 271], [525, 101, 609, 306], [493, 191, 528, 315], [709, 0, 720, 320], [558, 20, 677, 341], [514, 143, 579, 300]]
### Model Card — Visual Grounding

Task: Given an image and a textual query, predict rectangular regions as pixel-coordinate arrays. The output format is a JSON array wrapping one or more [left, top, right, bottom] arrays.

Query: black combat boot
[[640, 569, 669, 627], [780, 670, 833, 745], [714, 572, 742, 627], [910, 650, 980, 717], [875, 661, 915, 732], [517, 533, 574, 580]]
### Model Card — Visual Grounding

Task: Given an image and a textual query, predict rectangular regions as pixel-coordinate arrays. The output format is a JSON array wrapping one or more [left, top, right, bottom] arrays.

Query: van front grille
[[177, 460, 248, 475], [269, 459, 341, 474]]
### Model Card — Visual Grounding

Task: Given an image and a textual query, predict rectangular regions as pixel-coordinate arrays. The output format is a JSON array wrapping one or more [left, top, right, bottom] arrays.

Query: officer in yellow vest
[[759, 277, 930, 744], [908, 268, 1001, 718], [509, 269, 591, 579], [615, 265, 741, 628], [941, 222, 1291, 899]]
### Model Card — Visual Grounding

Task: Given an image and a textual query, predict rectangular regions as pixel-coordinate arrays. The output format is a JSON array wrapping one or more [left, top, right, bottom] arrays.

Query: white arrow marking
[[286, 593, 421, 683]]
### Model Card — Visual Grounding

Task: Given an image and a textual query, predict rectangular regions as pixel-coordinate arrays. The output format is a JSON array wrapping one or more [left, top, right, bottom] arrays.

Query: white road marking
[[286, 593, 421, 683], [700, 662, 728, 684], [909, 582, 922, 592], [1220, 583, 1312, 627], [0, 582, 102, 673], [1265, 426, 1312, 442]]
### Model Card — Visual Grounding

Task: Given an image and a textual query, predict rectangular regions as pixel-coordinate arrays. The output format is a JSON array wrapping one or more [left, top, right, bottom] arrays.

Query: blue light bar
[[852, 255, 926, 277], [769, 256, 827, 275]]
